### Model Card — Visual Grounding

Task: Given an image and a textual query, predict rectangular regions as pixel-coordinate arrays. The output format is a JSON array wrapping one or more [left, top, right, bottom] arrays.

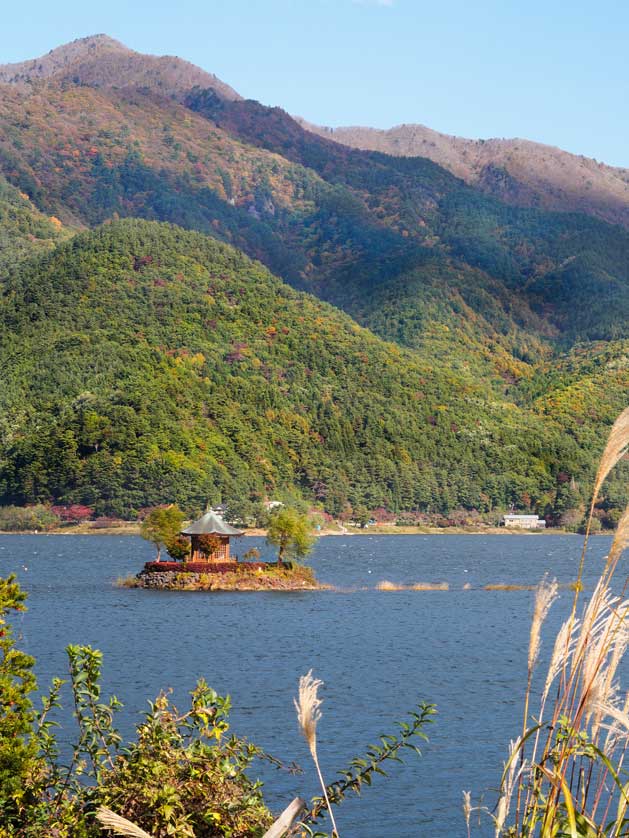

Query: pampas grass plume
[[294, 669, 323, 761], [96, 807, 154, 838], [294, 671, 340, 837], [592, 407, 629, 504], [528, 577, 558, 673]]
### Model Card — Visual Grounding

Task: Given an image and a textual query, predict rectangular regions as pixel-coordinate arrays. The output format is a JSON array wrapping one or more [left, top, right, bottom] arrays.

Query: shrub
[[0, 504, 60, 532], [0, 575, 434, 837], [166, 535, 191, 561], [50, 504, 94, 523]]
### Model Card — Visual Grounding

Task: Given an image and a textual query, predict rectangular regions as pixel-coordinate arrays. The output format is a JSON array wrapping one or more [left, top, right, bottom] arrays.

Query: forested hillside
[[0, 42, 627, 352], [186, 91, 629, 343], [0, 175, 69, 276], [0, 37, 627, 523], [0, 220, 611, 519]]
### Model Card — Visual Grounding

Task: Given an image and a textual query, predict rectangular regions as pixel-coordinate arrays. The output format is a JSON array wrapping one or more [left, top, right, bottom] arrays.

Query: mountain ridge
[[299, 119, 629, 230]]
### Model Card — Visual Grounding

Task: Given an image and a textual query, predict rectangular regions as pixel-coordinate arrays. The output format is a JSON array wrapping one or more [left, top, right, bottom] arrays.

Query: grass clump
[[377, 580, 449, 591], [115, 575, 138, 588], [471, 406, 629, 838]]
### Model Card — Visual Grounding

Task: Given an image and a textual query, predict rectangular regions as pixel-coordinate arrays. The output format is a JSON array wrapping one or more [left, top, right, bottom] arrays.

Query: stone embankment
[[131, 563, 323, 591]]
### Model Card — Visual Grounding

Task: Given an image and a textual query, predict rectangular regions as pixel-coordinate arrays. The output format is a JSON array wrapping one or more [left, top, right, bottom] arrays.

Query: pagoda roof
[[181, 511, 244, 536]]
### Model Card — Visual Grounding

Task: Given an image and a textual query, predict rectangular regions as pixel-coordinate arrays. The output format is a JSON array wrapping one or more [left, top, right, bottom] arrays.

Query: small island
[[129, 507, 324, 591]]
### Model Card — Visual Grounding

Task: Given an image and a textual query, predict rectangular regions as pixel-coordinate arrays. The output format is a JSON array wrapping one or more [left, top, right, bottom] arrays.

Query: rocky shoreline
[[128, 564, 324, 592]]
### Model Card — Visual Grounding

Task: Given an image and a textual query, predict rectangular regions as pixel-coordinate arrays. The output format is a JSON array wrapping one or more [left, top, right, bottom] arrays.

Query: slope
[[186, 91, 629, 344], [0, 174, 70, 276], [0, 220, 592, 518], [0, 71, 552, 387], [0, 38, 628, 356], [0, 34, 627, 494]]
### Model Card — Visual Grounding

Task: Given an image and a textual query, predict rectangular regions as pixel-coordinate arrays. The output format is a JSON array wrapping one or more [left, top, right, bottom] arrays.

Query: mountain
[[1, 54, 627, 353], [183, 91, 629, 346], [0, 34, 240, 101], [0, 37, 627, 520], [301, 120, 629, 230]]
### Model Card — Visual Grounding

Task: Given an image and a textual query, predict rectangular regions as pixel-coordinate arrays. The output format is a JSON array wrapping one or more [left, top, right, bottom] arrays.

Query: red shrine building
[[181, 512, 244, 562]]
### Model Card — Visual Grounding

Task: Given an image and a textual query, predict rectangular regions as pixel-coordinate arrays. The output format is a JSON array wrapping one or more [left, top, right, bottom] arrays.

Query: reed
[[487, 405, 629, 837], [376, 580, 448, 591], [484, 582, 578, 592], [96, 806, 153, 837], [376, 579, 403, 590], [294, 670, 340, 838], [411, 582, 449, 591], [114, 575, 138, 588]]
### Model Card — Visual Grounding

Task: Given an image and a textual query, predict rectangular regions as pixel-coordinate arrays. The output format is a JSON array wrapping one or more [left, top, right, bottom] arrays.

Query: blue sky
[[2, 0, 628, 167]]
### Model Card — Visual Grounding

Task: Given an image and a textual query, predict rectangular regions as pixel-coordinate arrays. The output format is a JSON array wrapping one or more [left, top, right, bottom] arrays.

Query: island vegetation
[[128, 505, 323, 591]]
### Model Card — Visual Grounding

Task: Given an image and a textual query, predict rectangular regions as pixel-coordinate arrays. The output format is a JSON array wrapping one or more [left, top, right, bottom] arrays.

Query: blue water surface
[[0, 533, 617, 837]]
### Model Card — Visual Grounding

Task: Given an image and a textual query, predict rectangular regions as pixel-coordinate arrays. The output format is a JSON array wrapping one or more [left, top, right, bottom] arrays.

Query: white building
[[502, 514, 546, 530]]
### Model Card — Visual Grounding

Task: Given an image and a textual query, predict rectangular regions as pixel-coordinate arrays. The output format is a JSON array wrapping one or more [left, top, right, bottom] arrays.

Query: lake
[[0, 533, 616, 836]]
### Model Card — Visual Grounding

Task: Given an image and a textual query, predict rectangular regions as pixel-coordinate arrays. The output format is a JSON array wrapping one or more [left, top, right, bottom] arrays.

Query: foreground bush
[[0, 575, 433, 837]]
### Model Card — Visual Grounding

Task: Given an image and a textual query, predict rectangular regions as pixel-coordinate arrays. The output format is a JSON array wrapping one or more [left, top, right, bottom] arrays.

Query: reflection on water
[[0, 533, 614, 837]]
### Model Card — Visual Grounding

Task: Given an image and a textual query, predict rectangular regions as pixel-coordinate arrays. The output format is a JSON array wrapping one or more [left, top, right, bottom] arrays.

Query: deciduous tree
[[266, 508, 315, 567], [140, 505, 185, 561]]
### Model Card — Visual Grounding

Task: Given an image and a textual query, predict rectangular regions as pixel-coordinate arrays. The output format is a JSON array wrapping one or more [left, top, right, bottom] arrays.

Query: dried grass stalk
[[543, 617, 579, 703], [606, 503, 629, 573], [294, 671, 339, 837], [463, 790, 472, 838], [592, 407, 629, 504], [96, 807, 154, 838], [528, 577, 559, 673], [495, 740, 525, 838]]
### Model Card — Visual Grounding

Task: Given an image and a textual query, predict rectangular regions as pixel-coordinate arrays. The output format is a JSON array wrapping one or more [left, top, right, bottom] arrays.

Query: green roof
[[181, 511, 244, 536]]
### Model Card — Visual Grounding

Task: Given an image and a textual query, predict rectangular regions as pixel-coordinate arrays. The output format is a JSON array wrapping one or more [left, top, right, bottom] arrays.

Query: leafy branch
[[302, 701, 436, 827]]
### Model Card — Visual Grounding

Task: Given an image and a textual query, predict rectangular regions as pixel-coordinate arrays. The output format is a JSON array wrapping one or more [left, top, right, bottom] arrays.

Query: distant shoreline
[[0, 524, 586, 537]]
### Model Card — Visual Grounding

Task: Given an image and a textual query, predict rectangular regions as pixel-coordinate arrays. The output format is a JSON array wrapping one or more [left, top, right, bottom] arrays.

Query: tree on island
[[165, 536, 191, 562], [266, 508, 315, 567], [140, 505, 186, 562]]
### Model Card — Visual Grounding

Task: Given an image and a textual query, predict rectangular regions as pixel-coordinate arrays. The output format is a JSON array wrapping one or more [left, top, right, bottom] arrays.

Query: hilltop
[[0, 34, 240, 100]]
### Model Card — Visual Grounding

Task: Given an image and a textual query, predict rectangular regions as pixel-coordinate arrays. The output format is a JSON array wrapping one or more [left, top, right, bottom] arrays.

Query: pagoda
[[181, 511, 244, 562]]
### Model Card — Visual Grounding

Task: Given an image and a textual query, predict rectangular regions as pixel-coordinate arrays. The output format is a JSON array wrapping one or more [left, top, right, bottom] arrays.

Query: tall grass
[[376, 580, 449, 591], [487, 406, 629, 837], [294, 670, 340, 837]]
